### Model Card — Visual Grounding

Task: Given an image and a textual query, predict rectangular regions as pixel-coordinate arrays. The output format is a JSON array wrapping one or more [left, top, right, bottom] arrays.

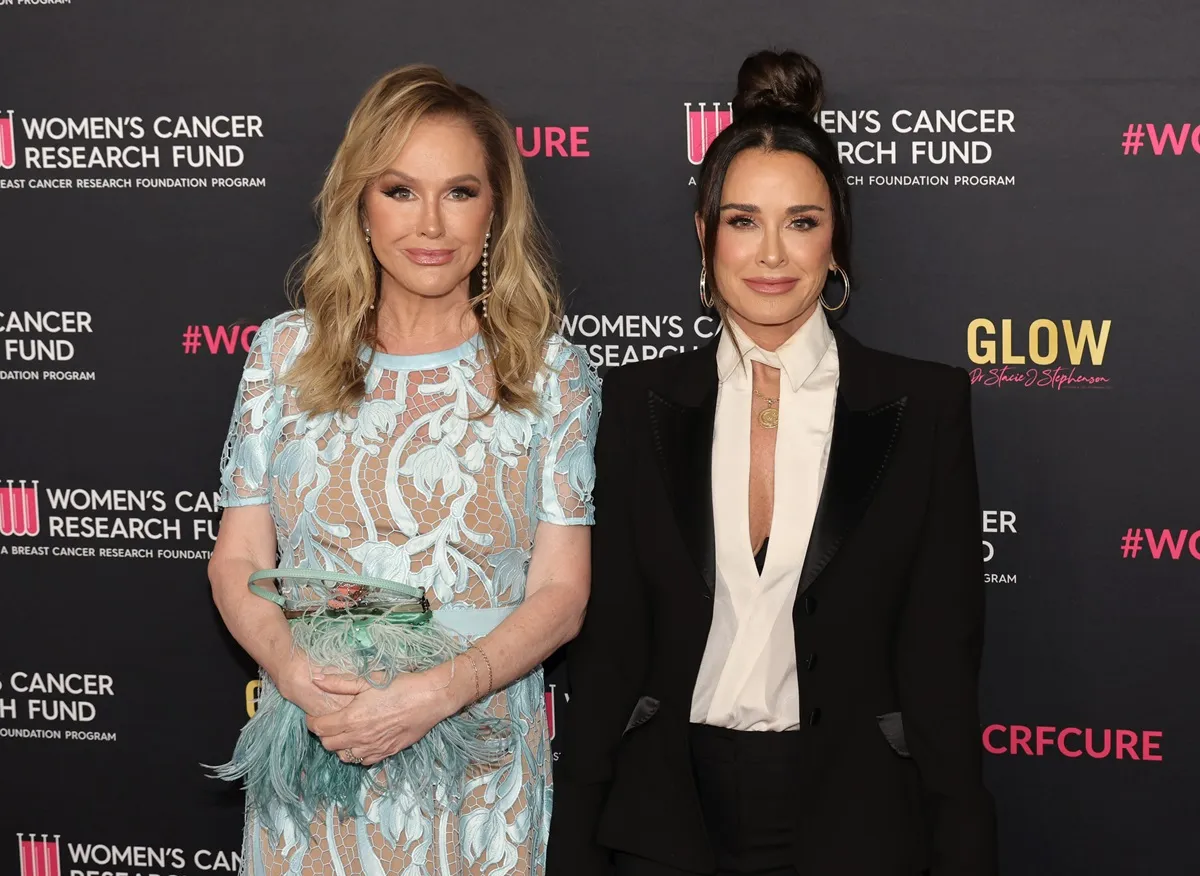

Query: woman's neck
[[374, 282, 477, 356], [726, 301, 819, 352]]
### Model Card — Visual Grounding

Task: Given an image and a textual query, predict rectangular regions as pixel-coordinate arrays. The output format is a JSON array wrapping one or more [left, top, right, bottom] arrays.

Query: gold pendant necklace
[[752, 387, 779, 429]]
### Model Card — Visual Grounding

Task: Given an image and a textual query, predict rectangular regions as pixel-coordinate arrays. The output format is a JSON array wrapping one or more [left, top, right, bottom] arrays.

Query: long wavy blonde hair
[[285, 64, 561, 414]]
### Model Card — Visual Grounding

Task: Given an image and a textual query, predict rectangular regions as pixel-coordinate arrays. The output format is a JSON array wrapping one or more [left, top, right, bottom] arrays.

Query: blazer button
[[808, 708, 822, 726], [805, 652, 818, 671], [804, 595, 818, 615]]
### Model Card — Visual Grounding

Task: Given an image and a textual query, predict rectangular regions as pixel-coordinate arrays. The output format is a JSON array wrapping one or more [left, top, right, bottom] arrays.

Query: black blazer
[[549, 327, 997, 876]]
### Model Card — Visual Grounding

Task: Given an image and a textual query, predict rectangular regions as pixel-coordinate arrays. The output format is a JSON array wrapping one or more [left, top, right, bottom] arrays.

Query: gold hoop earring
[[479, 231, 492, 320], [820, 265, 850, 312], [699, 264, 714, 310]]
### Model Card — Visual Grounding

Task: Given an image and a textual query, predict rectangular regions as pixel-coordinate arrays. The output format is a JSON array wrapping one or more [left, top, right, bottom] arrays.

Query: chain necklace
[[752, 386, 779, 429]]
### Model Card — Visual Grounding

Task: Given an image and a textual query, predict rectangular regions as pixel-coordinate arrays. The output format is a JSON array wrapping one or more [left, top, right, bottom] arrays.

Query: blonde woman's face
[[362, 116, 494, 303]]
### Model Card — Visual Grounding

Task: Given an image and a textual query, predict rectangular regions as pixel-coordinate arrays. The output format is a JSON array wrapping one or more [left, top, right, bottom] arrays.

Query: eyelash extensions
[[724, 214, 820, 230], [380, 185, 480, 200]]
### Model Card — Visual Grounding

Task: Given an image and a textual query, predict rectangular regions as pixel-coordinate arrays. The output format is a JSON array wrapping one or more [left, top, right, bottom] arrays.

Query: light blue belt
[[432, 606, 516, 639]]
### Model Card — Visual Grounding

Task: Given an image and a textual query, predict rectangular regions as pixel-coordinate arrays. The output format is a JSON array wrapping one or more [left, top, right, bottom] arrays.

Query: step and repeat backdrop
[[1, 1, 1197, 874]]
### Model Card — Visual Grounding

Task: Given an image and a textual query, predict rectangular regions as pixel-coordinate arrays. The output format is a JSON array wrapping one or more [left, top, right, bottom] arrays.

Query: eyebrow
[[719, 202, 827, 215], [378, 170, 483, 186]]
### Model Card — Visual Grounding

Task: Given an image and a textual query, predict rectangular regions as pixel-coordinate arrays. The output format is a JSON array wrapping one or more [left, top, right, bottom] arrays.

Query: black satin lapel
[[876, 711, 911, 758], [648, 389, 717, 593], [622, 695, 661, 736], [797, 395, 907, 594]]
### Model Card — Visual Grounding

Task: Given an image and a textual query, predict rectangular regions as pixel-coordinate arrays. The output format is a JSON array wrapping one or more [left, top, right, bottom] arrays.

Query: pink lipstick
[[743, 276, 799, 295], [404, 248, 455, 266]]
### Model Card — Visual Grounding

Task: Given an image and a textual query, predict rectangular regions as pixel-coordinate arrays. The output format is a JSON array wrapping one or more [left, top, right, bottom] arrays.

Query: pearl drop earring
[[480, 231, 492, 320]]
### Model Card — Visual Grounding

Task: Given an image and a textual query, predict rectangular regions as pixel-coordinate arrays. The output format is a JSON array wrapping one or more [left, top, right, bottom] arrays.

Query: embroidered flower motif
[[351, 398, 400, 450], [400, 442, 475, 502], [348, 541, 413, 584], [461, 803, 519, 873], [490, 548, 531, 602], [476, 409, 535, 466]]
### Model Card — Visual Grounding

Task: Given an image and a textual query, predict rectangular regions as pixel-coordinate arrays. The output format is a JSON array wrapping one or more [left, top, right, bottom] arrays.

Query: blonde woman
[[209, 65, 598, 874]]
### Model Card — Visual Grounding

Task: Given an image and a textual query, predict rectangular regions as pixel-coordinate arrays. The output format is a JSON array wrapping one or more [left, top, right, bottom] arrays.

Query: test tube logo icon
[[0, 480, 41, 537], [0, 111, 16, 170], [685, 102, 733, 166], [17, 834, 62, 876]]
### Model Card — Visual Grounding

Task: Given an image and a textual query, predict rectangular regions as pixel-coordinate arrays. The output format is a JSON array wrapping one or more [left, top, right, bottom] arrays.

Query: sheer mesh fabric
[[219, 311, 599, 875]]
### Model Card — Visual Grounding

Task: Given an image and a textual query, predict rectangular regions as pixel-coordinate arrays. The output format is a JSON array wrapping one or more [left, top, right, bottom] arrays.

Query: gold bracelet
[[460, 651, 481, 701], [469, 642, 494, 694]]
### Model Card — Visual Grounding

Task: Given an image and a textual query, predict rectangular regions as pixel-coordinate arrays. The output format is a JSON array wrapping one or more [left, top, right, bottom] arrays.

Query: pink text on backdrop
[[983, 725, 1163, 760], [515, 127, 590, 158]]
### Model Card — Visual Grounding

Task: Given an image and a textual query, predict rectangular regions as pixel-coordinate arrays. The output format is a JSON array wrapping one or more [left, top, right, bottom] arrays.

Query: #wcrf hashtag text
[[1121, 123, 1200, 156], [180, 324, 259, 354], [1120, 528, 1200, 559]]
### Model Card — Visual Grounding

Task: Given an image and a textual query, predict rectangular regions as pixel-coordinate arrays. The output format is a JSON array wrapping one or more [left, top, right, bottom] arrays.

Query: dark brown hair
[[697, 49, 852, 315]]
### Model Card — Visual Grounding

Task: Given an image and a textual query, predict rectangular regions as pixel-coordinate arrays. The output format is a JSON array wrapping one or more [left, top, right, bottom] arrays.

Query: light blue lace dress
[[217, 311, 600, 876]]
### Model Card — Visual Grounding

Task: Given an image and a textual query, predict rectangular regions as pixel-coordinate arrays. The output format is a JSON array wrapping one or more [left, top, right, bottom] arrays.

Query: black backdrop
[[2, 2, 1199, 874]]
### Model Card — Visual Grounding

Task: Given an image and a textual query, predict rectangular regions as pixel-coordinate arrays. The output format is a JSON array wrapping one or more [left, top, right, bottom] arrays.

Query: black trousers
[[614, 723, 801, 876]]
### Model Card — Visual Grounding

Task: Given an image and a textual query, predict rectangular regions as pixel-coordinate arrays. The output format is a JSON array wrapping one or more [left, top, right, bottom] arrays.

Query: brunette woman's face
[[361, 116, 494, 302], [697, 148, 836, 336]]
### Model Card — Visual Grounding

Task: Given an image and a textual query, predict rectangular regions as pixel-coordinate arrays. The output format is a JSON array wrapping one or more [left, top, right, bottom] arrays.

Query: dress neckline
[[359, 333, 482, 371]]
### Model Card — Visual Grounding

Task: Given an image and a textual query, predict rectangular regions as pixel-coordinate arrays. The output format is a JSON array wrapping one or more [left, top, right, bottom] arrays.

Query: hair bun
[[733, 49, 825, 117]]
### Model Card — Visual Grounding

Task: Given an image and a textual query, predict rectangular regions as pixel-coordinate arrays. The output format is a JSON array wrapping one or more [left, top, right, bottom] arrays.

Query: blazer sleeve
[[896, 368, 998, 876], [547, 366, 652, 876]]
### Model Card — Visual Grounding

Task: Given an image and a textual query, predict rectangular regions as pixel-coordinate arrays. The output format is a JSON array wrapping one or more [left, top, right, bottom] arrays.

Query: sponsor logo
[[181, 324, 259, 355], [16, 835, 59, 876], [1121, 123, 1200, 156], [246, 679, 261, 718], [0, 109, 267, 190], [981, 509, 1017, 583], [682, 104, 1017, 187], [967, 318, 1111, 389], [0, 480, 219, 560], [545, 683, 557, 741], [13, 835, 241, 875], [686, 102, 733, 165], [0, 111, 14, 170], [0, 480, 39, 537], [0, 310, 96, 381], [1120, 528, 1200, 560], [0, 672, 117, 743], [823, 108, 1017, 188], [561, 312, 719, 368], [515, 126, 590, 158], [983, 725, 1163, 761]]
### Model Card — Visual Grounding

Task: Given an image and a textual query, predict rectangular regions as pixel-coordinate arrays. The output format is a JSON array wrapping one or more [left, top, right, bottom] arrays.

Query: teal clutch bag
[[210, 568, 510, 833]]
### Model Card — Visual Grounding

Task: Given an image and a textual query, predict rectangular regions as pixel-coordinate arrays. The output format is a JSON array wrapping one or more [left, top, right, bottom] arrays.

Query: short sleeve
[[535, 342, 601, 526], [218, 318, 280, 508]]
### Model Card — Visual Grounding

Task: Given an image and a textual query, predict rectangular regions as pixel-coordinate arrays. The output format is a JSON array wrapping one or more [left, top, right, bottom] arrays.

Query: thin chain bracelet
[[469, 642, 494, 694], [460, 650, 481, 700]]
